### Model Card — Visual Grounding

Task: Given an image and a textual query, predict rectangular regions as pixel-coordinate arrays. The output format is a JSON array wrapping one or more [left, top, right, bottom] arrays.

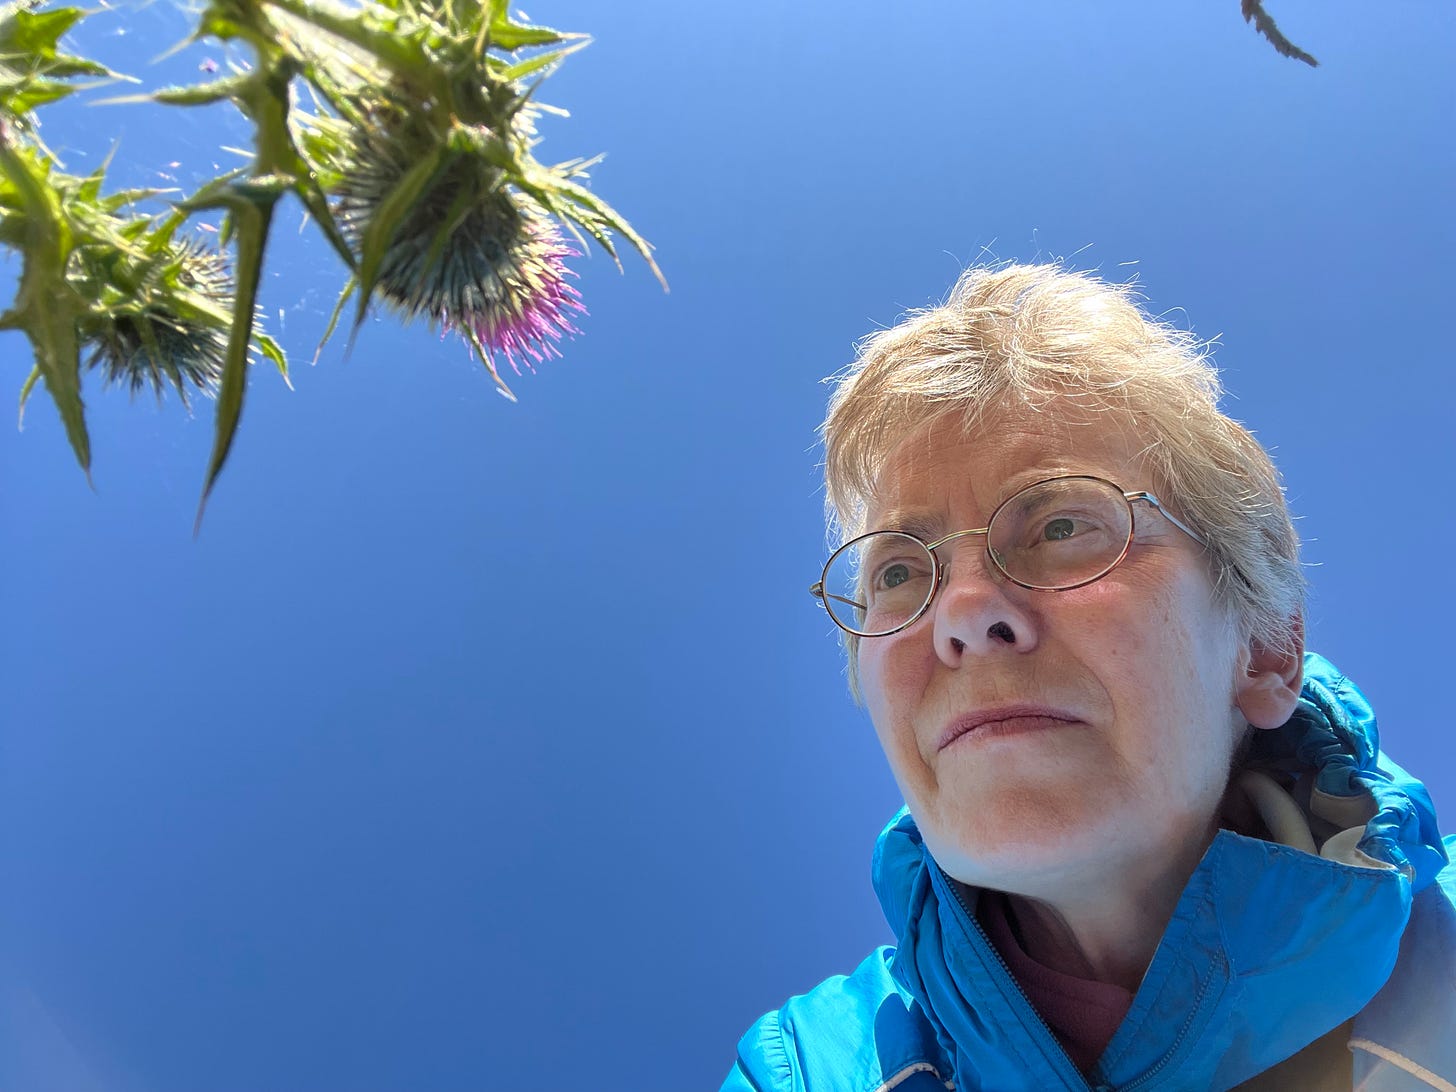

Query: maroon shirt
[[978, 891, 1134, 1073]]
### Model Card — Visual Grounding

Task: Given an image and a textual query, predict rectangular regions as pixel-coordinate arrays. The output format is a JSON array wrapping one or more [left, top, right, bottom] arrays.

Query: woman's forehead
[[865, 405, 1156, 524]]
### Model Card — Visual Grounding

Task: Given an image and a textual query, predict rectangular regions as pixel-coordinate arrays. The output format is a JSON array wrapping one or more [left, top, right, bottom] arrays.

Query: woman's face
[[858, 407, 1261, 894]]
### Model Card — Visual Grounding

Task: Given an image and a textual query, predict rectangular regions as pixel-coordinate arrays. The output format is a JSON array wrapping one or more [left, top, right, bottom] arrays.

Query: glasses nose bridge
[[926, 524, 996, 589], [927, 524, 991, 556]]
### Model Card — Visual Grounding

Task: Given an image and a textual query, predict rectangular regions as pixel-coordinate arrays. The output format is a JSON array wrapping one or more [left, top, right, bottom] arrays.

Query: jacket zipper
[[941, 869, 1107, 1092], [942, 866, 1228, 1092], [1103, 969, 1218, 1092]]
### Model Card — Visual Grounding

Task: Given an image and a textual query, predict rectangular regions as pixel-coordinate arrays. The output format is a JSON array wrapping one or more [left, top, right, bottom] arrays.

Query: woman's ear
[[1235, 616, 1305, 731]]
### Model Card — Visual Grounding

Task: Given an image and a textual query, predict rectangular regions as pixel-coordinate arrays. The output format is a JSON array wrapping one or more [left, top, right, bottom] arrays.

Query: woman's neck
[[1000, 817, 1220, 992]]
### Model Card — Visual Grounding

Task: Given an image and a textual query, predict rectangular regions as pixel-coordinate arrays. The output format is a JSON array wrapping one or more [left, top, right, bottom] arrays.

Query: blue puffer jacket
[[725, 654, 1456, 1091]]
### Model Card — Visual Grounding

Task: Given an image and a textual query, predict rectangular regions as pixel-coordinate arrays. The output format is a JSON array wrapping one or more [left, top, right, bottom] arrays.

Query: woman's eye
[[880, 563, 912, 588], [1043, 517, 1078, 541]]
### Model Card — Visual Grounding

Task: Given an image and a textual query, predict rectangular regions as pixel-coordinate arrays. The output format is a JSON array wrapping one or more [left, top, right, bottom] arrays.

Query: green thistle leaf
[[184, 182, 278, 531], [17, 362, 40, 426], [0, 3, 110, 79], [151, 74, 259, 107], [498, 40, 587, 84], [1, 1, 116, 127], [315, 275, 355, 362], [255, 332, 290, 383], [0, 129, 92, 477]]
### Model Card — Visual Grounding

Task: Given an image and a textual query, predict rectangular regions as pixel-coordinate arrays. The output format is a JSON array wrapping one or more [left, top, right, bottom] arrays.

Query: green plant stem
[[257, 0, 433, 91]]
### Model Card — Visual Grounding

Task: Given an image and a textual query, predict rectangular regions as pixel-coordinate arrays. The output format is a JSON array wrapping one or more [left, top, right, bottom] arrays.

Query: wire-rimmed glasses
[[810, 474, 1208, 638]]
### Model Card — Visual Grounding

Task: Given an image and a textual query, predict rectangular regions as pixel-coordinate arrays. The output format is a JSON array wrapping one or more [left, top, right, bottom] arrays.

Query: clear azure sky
[[2, 2, 1453, 1088]]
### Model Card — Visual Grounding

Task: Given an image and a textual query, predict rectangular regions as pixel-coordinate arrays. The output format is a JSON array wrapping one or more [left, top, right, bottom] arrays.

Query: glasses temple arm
[[809, 582, 866, 612], [1128, 492, 1207, 547], [1129, 492, 1257, 591]]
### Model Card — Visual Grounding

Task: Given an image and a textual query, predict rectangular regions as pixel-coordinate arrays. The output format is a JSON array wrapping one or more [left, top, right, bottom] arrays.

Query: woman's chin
[[921, 809, 1114, 892]]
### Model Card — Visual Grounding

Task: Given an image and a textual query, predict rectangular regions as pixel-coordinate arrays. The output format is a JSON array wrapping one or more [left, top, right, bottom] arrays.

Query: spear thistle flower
[[330, 100, 585, 376]]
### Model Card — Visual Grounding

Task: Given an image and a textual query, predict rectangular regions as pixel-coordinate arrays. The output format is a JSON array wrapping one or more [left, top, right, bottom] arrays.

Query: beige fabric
[[1311, 785, 1379, 832], [1351, 1038, 1456, 1092], [1222, 773, 1401, 1090], [1233, 770, 1397, 874], [873, 1061, 955, 1091], [1236, 770, 1319, 854]]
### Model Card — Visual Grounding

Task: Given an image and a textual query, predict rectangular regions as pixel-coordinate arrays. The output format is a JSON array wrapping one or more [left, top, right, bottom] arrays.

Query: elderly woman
[[725, 266, 1454, 1092]]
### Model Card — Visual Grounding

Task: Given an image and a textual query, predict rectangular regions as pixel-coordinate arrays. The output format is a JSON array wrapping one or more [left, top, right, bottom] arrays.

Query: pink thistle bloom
[[332, 107, 591, 383], [454, 214, 587, 376]]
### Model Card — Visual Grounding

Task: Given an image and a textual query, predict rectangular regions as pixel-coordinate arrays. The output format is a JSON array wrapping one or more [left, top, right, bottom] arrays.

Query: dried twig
[[1242, 0, 1319, 67]]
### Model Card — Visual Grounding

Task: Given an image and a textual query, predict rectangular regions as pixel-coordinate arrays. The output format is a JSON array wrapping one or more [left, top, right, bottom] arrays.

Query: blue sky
[[2, 2, 1453, 1088]]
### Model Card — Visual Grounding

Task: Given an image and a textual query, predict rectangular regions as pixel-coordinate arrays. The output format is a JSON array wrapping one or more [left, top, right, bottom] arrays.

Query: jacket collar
[[872, 653, 1443, 1091]]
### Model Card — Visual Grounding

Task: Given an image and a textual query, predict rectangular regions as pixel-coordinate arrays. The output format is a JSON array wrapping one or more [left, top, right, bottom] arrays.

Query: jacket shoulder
[[1351, 852, 1456, 1090], [723, 946, 951, 1092]]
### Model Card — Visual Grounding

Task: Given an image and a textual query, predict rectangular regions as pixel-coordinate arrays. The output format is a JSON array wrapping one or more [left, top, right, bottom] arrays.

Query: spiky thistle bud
[[330, 98, 585, 376], [77, 237, 233, 405]]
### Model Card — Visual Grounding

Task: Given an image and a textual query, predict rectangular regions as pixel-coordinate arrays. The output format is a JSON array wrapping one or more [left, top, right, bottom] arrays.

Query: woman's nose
[[930, 546, 1038, 666]]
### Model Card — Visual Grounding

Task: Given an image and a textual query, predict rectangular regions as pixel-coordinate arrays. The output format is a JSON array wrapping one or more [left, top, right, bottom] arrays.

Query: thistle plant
[[1, 0, 283, 483], [157, 0, 662, 520], [319, 92, 586, 374], [3, 0, 660, 525], [268, 0, 664, 380], [72, 231, 243, 406]]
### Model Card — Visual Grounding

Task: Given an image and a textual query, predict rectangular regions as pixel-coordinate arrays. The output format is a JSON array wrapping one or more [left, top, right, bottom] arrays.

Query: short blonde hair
[[822, 264, 1303, 695]]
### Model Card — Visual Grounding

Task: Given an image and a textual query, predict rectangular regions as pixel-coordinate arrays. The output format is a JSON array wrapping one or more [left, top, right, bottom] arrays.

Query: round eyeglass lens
[[987, 477, 1134, 589], [822, 531, 937, 636]]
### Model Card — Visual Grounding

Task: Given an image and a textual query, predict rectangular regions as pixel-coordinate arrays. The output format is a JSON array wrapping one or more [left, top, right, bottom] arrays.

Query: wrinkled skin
[[858, 404, 1302, 988]]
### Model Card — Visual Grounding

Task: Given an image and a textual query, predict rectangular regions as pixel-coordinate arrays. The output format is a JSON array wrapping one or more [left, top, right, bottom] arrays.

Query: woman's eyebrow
[[870, 511, 945, 539]]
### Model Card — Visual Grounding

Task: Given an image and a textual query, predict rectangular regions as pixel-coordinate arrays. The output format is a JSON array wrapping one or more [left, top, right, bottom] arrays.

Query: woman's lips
[[937, 707, 1082, 751]]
